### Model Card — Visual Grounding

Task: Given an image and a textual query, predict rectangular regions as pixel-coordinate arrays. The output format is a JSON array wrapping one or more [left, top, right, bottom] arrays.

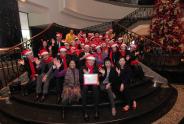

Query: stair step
[[0, 85, 174, 124], [10, 81, 157, 108]]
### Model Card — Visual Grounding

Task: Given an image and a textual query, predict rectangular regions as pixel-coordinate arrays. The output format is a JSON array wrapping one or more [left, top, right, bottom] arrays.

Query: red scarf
[[102, 47, 108, 54], [120, 50, 126, 57], [60, 55, 67, 70], [43, 56, 53, 64], [97, 52, 102, 61], [80, 38, 85, 43], [131, 60, 139, 65], [28, 59, 36, 79], [76, 50, 81, 56], [86, 63, 94, 74]]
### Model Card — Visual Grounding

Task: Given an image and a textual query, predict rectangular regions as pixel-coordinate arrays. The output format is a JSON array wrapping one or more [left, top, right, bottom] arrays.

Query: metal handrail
[[83, 7, 153, 32], [0, 23, 54, 53], [116, 23, 163, 48], [95, 0, 155, 8]]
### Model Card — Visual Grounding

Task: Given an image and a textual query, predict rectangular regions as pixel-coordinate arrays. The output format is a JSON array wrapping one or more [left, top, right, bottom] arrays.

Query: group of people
[[19, 29, 144, 121]]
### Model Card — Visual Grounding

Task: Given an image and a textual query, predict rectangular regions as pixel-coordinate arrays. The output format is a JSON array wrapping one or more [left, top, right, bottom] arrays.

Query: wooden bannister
[[0, 23, 54, 54], [0, 23, 55, 88]]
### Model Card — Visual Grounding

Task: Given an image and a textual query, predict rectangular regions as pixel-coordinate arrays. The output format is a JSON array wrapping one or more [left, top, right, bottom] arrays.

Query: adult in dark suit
[[49, 38, 58, 58], [80, 55, 100, 121], [56, 32, 64, 48], [99, 58, 117, 116], [116, 57, 137, 112]]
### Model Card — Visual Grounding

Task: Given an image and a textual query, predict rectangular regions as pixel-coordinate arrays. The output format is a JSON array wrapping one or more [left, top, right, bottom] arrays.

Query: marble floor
[[153, 84, 184, 124]]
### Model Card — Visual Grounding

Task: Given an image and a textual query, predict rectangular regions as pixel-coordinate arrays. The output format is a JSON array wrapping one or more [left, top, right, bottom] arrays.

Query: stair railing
[[0, 23, 54, 88], [117, 7, 153, 28], [83, 6, 154, 32]]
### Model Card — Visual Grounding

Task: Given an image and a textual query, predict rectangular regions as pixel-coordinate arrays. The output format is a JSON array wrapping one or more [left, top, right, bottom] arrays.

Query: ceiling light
[[19, 0, 27, 2]]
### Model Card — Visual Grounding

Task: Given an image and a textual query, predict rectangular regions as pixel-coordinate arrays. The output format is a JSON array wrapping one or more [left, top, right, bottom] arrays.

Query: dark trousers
[[36, 74, 53, 95], [56, 78, 64, 98], [120, 89, 132, 106], [23, 80, 36, 95], [82, 85, 99, 112], [100, 84, 115, 108], [131, 64, 144, 79]]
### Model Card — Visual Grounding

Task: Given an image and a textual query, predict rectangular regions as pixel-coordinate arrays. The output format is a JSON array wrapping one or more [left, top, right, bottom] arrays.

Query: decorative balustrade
[[83, 7, 153, 32]]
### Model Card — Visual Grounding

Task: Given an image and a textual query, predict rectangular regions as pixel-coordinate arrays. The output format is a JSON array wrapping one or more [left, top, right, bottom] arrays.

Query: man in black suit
[[56, 32, 64, 48]]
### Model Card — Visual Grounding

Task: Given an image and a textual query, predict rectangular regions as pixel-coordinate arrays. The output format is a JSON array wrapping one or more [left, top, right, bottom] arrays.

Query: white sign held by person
[[84, 74, 98, 85]]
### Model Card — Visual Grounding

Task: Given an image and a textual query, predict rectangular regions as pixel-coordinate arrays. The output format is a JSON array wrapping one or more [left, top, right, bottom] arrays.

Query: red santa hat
[[81, 43, 85, 46], [86, 54, 96, 60], [109, 39, 114, 43], [121, 43, 127, 47], [95, 45, 101, 49], [118, 37, 123, 41], [88, 33, 94, 38], [64, 42, 69, 45], [99, 35, 103, 38], [75, 37, 79, 40], [111, 43, 118, 48], [62, 40, 66, 43], [91, 43, 96, 48], [70, 46, 77, 53], [21, 49, 32, 56], [84, 44, 90, 48], [59, 46, 67, 52], [90, 36, 95, 41], [130, 44, 137, 49], [101, 41, 107, 46], [79, 31, 84, 36], [109, 28, 113, 32], [39, 49, 49, 56], [105, 38, 110, 41], [56, 32, 62, 37], [70, 46, 76, 51]]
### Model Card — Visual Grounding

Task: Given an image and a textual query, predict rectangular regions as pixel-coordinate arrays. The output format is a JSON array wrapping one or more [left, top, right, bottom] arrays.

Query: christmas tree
[[150, 0, 184, 53]]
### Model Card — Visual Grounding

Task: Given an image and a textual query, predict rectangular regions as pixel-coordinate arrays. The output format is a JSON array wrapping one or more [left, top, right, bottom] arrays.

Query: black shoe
[[34, 94, 40, 102], [61, 108, 65, 119], [57, 97, 61, 104], [94, 111, 99, 120], [83, 112, 89, 121], [22, 91, 28, 96], [24, 91, 29, 96], [40, 95, 46, 102]]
